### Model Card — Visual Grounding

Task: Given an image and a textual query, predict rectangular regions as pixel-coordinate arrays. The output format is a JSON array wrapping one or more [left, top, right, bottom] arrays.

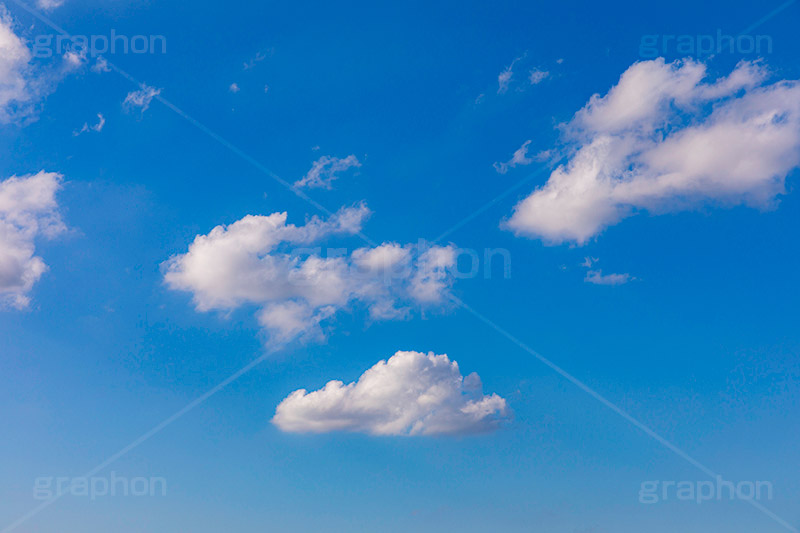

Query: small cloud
[[229, 82, 240, 93], [497, 62, 515, 94], [263, 84, 269, 93], [36, 0, 64, 10], [529, 68, 550, 85], [294, 154, 361, 189], [123, 84, 161, 114], [243, 48, 273, 70], [91, 56, 110, 73], [493, 140, 533, 174], [474, 93, 485, 104], [584, 270, 631, 286], [62, 49, 85, 70], [73, 113, 105, 136], [581, 256, 598, 268]]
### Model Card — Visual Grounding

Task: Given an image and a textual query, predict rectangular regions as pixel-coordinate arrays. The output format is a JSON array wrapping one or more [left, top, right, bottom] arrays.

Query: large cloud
[[163, 204, 457, 345], [0, 8, 84, 124], [506, 59, 800, 244], [272, 350, 510, 436], [0, 7, 35, 123], [0, 171, 64, 308]]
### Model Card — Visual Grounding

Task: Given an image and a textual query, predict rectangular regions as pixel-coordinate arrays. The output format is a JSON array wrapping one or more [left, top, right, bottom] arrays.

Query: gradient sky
[[1, 0, 800, 532]]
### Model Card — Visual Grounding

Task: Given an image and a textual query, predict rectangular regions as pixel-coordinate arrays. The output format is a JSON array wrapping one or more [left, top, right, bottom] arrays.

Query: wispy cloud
[[36, 0, 64, 11], [497, 56, 522, 94], [584, 270, 631, 285], [294, 154, 361, 189], [123, 84, 161, 114], [529, 68, 550, 85], [73, 113, 105, 136], [493, 140, 534, 174], [91, 56, 111, 73], [243, 48, 273, 70]]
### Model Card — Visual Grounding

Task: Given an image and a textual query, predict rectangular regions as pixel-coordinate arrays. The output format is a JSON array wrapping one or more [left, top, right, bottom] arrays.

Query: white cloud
[[73, 113, 105, 136], [123, 84, 161, 114], [497, 57, 521, 94], [36, 0, 64, 10], [163, 204, 458, 345], [91, 56, 110, 74], [272, 350, 511, 436], [0, 171, 65, 309], [584, 270, 631, 285], [229, 82, 240, 93], [529, 68, 549, 85], [0, 9, 36, 123], [294, 155, 361, 189], [506, 59, 800, 244], [62, 49, 85, 70], [0, 8, 83, 124], [494, 140, 533, 174], [243, 48, 272, 70]]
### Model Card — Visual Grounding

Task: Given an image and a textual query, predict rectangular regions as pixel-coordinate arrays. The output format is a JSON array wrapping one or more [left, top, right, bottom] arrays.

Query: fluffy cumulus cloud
[[0, 8, 86, 124], [272, 350, 511, 436], [163, 204, 457, 345], [294, 155, 361, 189], [506, 59, 800, 244], [0, 171, 65, 308], [0, 9, 37, 123]]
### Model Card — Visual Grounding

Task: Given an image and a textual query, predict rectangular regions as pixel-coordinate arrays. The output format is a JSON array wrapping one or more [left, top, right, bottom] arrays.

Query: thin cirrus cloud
[[73, 113, 105, 136], [529, 68, 550, 85], [163, 204, 458, 345], [294, 155, 361, 189], [584, 270, 631, 286], [505, 58, 800, 245], [493, 140, 534, 174], [581, 257, 631, 285], [497, 56, 522, 94], [36, 0, 65, 10], [123, 84, 161, 114], [272, 350, 511, 436], [0, 171, 65, 309]]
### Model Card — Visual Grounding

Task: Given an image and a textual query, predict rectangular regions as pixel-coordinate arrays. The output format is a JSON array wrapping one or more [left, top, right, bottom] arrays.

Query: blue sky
[[1, 0, 800, 531]]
